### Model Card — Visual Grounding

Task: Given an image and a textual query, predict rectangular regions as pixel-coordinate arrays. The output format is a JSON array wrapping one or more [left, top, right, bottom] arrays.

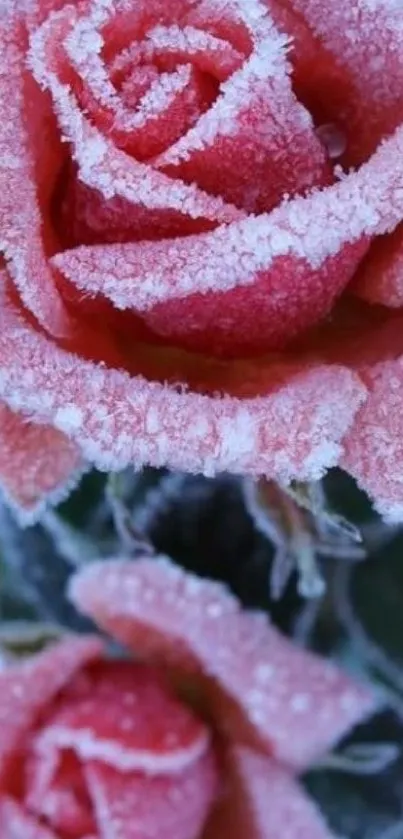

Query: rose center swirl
[[24, 0, 403, 366]]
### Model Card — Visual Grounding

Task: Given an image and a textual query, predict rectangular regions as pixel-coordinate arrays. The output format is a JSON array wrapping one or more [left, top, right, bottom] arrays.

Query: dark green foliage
[[1, 467, 403, 838]]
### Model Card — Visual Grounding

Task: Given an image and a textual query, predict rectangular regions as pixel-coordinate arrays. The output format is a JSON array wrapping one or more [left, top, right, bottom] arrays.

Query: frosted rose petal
[[156, 0, 330, 213], [65, 12, 220, 160], [62, 173, 222, 246], [54, 123, 403, 356], [0, 403, 85, 524], [55, 238, 367, 357], [343, 356, 403, 523], [85, 749, 218, 839], [288, 0, 403, 162], [55, 104, 244, 230], [110, 24, 243, 85], [0, 796, 59, 839], [0, 272, 366, 483], [0, 637, 103, 782], [70, 558, 374, 769], [27, 0, 403, 356], [75, 54, 213, 160], [205, 747, 337, 839], [38, 0, 330, 215], [353, 224, 403, 307], [34, 661, 210, 775], [0, 15, 72, 335], [29, 9, 244, 231], [26, 0, 80, 28], [25, 749, 96, 837]]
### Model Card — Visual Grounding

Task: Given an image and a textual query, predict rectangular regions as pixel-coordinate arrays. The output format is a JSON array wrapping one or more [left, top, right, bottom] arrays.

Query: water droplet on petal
[[316, 123, 347, 159]]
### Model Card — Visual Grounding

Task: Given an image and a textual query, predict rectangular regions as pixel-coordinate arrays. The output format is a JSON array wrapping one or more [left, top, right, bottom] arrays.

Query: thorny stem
[[245, 478, 399, 604], [132, 473, 188, 534], [292, 597, 323, 647], [245, 479, 327, 599], [278, 486, 326, 599], [106, 472, 155, 556], [288, 481, 363, 545], [41, 511, 99, 567]]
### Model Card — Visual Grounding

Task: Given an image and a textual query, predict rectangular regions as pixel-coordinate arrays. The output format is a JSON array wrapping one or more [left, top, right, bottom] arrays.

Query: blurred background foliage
[[1, 466, 403, 838]]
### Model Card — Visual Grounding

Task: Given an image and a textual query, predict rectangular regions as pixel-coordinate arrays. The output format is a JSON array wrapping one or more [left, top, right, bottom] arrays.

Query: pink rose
[[0, 556, 373, 838], [1, 0, 403, 521]]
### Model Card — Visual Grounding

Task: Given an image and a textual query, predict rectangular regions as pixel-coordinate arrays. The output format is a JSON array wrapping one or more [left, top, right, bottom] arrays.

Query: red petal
[[84, 748, 218, 839], [54, 123, 403, 357], [29, 6, 244, 236], [205, 747, 338, 839], [54, 236, 367, 357], [70, 558, 374, 770], [110, 24, 243, 85], [286, 0, 403, 163], [0, 272, 366, 484], [353, 223, 403, 308], [0, 13, 73, 335], [25, 749, 96, 838], [34, 0, 329, 216], [0, 403, 85, 524], [156, 1, 331, 213], [0, 637, 103, 784], [0, 796, 58, 839], [19, 0, 403, 358], [34, 661, 210, 775], [61, 176, 221, 247], [343, 355, 403, 522], [70, 15, 219, 160]]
